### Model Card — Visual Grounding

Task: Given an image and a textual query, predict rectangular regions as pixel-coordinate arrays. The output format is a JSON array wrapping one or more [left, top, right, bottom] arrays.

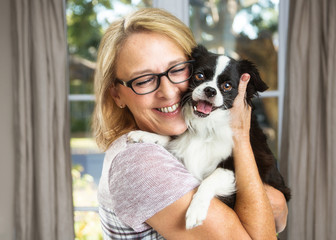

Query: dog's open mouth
[[192, 100, 218, 118]]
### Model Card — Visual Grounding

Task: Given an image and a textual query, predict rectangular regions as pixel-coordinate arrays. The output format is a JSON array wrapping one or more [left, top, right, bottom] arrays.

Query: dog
[[128, 45, 291, 229]]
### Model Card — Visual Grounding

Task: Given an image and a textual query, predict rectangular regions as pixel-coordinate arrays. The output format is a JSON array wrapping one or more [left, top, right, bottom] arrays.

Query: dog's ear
[[238, 59, 268, 102], [191, 44, 209, 60]]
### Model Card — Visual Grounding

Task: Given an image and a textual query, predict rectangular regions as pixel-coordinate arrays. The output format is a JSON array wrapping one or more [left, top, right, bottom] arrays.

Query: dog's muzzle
[[191, 86, 220, 118]]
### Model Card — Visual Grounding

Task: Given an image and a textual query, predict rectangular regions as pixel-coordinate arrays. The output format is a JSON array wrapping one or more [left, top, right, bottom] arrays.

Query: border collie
[[128, 45, 291, 229]]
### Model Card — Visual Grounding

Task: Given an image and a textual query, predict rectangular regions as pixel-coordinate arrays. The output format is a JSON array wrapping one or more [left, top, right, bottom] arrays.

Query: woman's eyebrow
[[129, 69, 153, 79], [129, 58, 187, 79]]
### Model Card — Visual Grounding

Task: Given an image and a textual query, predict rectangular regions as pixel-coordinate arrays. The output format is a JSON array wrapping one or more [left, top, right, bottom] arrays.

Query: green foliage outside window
[[67, 0, 112, 61]]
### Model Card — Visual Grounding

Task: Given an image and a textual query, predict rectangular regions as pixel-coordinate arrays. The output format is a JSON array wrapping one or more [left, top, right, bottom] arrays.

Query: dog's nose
[[204, 87, 217, 98]]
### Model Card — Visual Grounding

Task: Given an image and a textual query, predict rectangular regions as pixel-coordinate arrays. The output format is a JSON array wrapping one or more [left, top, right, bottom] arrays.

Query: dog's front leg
[[127, 130, 171, 147], [185, 168, 236, 229]]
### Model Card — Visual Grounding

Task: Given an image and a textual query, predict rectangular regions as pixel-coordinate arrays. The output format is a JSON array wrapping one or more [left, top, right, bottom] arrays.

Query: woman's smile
[[156, 102, 180, 113]]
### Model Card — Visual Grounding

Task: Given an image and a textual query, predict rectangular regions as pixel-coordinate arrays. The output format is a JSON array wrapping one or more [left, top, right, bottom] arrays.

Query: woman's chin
[[164, 124, 187, 136]]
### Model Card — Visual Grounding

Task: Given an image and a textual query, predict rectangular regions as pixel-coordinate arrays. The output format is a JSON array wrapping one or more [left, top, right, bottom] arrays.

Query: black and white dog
[[129, 45, 291, 229]]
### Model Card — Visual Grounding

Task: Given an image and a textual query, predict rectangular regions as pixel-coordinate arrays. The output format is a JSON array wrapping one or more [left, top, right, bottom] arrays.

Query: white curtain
[[12, 0, 74, 239], [280, 0, 336, 239]]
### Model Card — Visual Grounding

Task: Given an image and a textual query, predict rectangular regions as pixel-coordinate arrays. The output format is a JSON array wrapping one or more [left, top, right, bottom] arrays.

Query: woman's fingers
[[234, 73, 250, 107], [230, 73, 252, 139]]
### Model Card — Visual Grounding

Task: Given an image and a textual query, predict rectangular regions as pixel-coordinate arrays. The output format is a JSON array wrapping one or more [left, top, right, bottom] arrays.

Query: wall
[[0, 0, 15, 239]]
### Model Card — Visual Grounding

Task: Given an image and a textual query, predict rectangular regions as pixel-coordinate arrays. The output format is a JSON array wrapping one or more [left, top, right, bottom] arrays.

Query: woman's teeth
[[158, 103, 179, 113]]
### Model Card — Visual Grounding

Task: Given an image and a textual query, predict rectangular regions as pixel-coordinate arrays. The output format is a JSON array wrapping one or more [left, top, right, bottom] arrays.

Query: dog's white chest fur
[[168, 109, 233, 180]]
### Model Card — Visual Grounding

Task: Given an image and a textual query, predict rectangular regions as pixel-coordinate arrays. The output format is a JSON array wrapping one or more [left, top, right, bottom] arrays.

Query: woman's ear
[[110, 85, 126, 108]]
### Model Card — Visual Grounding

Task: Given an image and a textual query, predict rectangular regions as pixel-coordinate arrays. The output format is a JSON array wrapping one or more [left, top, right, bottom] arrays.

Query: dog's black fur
[[185, 45, 291, 208]]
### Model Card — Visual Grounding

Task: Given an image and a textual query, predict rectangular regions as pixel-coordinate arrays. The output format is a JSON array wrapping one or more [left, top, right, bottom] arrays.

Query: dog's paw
[[185, 195, 210, 229], [127, 130, 170, 146], [221, 169, 236, 195], [127, 130, 157, 143]]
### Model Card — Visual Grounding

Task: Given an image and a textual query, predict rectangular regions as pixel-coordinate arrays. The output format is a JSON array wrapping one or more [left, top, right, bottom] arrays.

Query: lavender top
[[98, 133, 200, 238]]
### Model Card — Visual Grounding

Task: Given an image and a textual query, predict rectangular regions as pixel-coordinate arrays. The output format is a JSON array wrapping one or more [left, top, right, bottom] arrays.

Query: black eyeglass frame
[[115, 60, 195, 95]]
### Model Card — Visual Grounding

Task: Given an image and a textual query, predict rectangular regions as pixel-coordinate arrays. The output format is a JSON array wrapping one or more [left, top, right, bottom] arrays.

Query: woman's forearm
[[229, 73, 277, 239], [233, 138, 277, 239]]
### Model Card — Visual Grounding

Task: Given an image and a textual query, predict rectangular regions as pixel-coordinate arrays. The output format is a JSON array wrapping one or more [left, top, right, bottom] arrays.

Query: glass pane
[[72, 152, 103, 208], [74, 211, 102, 240], [189, 0, 279, 90], [70, 101, 95, 139], [70, 100, 103, 208], [253, 97, 278, 158], [69, 58, 95, 95]]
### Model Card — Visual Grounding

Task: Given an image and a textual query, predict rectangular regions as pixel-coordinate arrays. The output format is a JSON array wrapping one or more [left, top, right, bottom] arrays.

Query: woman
[[93, 8, 288, 239]]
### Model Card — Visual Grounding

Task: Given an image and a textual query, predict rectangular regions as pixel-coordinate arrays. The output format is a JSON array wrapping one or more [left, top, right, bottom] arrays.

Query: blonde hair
[[92, 8, 197, 151]]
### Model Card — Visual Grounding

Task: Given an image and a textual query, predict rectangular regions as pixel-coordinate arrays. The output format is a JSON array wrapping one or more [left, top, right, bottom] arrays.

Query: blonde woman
[[93, 8, 288, 239]]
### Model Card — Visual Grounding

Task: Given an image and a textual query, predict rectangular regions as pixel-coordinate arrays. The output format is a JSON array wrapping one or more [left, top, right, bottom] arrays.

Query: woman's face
[[112, 32, 189, 136]]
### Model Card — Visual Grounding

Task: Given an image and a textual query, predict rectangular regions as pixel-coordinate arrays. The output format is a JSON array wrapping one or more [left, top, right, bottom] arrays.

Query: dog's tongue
[[196, 101, 213, 114]]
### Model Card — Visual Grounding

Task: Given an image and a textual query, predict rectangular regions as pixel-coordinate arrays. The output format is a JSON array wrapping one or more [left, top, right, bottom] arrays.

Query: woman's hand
[[264, 185, 288, 233], [230, 73, 252, 141]]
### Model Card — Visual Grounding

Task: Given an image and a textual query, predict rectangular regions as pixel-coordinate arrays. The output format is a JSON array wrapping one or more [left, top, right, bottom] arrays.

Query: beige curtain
[[12, 0, 74, 239], [280, 0, 336, 239]]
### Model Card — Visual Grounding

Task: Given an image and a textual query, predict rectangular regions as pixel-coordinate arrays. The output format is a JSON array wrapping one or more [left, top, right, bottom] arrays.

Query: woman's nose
[[156, 76, 178, 98]]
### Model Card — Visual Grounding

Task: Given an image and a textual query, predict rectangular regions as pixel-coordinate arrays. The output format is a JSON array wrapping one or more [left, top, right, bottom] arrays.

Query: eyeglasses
[[116, 60, 195, 95]]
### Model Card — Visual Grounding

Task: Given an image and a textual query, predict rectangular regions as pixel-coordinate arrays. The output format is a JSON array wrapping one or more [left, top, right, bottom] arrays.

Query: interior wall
[[0, 0, 15, 239]]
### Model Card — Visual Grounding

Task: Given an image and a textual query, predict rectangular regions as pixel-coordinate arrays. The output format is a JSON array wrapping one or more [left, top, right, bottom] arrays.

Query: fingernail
[[242, 73, 250, 82]]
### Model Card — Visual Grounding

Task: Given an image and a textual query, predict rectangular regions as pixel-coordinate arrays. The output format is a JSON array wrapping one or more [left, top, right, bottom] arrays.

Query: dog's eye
[[194, 73, 205, 81], [222, 82, 232, 91]]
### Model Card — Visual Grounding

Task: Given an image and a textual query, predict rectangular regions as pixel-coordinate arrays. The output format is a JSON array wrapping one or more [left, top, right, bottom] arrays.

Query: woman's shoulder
[[98, 132, 199, 232], [101, 131, 199, 185], [105, 132, 176, 164]]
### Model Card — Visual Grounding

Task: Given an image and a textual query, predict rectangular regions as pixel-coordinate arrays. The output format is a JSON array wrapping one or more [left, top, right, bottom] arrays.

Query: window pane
[[69, 57, 95, 95], [71, 101, 103, 207], [74, 211, 102, 240], [70, 101, 95, 139], [189, 0, 279, 90]]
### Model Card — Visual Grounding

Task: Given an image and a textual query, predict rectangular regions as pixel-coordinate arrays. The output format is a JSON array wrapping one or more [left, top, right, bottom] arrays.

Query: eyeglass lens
[[131, 62, 193, 94]]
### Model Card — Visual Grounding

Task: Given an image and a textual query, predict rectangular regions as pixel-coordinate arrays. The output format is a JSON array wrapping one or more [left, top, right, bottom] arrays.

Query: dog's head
[[183, 44, 268, 118]]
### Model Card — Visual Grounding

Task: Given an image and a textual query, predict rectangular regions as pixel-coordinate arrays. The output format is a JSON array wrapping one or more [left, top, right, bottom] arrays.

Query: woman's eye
[[195, 73, 205, 81], [135, 76, 155, 87], [170, 66, 186, 74], [222, 81, 232, 91]]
